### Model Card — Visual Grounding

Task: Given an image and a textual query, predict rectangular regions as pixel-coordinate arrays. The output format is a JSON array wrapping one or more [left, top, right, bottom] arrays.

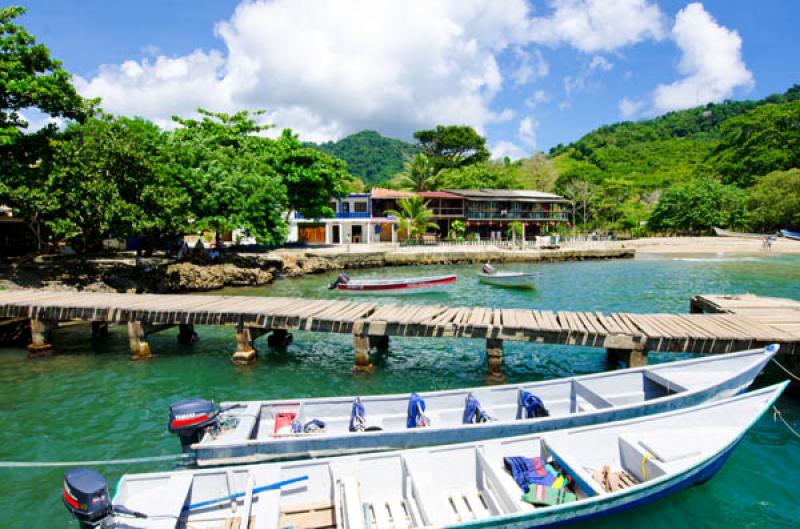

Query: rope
[[641, 453, 651, 481], [770, 357, 800, 383], [773, 406, 800, 441], [0, 453, 183, 468]]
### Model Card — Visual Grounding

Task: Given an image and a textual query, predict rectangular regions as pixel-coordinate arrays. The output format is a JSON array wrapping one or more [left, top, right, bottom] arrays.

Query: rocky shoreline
[[0, 244, 634, 294]]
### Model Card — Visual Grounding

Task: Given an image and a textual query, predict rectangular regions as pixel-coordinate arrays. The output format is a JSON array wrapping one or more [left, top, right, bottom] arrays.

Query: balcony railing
[[465, 212, 570, 221], [292, 211, 371, 220]]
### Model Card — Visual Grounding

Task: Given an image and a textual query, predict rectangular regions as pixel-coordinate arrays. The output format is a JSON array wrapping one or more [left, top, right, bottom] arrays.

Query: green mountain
[[310, 130, 417, 185]]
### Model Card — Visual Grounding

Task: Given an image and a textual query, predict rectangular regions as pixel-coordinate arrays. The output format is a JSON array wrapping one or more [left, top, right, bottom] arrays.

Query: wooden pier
[[1, 291, 798, 375]]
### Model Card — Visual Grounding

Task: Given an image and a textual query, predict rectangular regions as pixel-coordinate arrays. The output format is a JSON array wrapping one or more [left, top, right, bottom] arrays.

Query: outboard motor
[[63, 468, 112, 528], [168, 398, 219, 452], [328, 273, 350, 290], [483, 262, 496, 275]]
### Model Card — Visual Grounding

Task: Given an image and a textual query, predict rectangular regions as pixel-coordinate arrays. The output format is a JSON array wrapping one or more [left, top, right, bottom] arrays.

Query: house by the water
[[288, 188, 572, 244]]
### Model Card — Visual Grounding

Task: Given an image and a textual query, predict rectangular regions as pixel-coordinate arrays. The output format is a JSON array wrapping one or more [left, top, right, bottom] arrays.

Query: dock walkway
[[1, 291, 798, 374]]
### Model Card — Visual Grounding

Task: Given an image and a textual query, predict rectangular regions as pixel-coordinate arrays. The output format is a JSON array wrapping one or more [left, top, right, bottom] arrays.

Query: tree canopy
[[311, 130, 416, 185], [413, 125, 490, 173]]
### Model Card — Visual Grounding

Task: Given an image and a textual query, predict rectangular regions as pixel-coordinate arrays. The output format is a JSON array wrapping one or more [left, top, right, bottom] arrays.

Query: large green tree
[[397, 152, 439, 191], [413, 125, 490, 173], [648, 178, 750, 234], [439, 160, 522, 190], [748, 168, 800, 231], [0, 6, 91, 247]]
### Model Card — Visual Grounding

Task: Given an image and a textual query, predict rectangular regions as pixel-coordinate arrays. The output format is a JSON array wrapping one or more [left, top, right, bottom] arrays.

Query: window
[[354, 202, 367, 213]]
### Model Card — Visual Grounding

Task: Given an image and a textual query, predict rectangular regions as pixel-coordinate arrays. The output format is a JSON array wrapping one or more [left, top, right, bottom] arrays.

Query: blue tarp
[[503, 456, 556, 491], [407, 392, 429, 428], [462, 392, 491, 424], [517, 390, 548, 419], [349, 397, 365, 432]]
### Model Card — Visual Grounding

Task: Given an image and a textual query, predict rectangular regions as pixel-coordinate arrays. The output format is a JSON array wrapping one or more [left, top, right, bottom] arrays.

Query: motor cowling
[[63, 468, 112, 528], [168, 398, 219, 452]]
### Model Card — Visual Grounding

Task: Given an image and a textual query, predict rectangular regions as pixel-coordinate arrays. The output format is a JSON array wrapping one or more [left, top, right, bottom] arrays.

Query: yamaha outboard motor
[[168, 398, 219, 452], [63, 468, 112, 528], [328, 273, 350, 290]]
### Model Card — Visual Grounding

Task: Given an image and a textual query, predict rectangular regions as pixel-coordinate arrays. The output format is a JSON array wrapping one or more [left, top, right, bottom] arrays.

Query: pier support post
[[369, 335, 390, 351], [267, 329, 293, 348], [128, 321, 152, 360], [177, 324, 197, 345], [27, 318, 56, 358], [604, 334, 647, 368], [353, 334, 374, 373], [232, 325, 268, 365], [486, 338, 504, 382], [91, 321, 109, 340]]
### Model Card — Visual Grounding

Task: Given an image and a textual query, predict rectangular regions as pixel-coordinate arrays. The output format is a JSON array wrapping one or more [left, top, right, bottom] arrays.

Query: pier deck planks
[[0, 291, 798, 354]]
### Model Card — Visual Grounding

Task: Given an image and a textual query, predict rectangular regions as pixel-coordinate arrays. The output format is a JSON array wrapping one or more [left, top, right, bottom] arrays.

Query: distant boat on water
[[329, 273, 457, 293], [713, 227, 769, 239], [780, 229, 800, 241]]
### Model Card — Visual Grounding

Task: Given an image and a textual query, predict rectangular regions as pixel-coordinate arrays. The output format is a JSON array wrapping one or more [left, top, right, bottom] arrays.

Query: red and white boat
[[329, 273, 457, 293]]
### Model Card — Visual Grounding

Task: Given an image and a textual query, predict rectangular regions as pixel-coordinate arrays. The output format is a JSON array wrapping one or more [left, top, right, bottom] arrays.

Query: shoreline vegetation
[[1, 236, 798, 295]]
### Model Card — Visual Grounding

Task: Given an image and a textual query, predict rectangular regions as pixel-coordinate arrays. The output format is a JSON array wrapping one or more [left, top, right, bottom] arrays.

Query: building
[[286, 188, 571, 245]]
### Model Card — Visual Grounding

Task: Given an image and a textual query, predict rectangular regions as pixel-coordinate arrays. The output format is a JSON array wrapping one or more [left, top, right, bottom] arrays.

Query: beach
[[625, 236, 800, 256]]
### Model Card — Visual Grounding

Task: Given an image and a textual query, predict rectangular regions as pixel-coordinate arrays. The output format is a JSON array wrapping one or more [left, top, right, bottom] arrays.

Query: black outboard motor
[[63, 468, 112, 528], [328, 272, 350, 289], [168, 398, 219, 452]]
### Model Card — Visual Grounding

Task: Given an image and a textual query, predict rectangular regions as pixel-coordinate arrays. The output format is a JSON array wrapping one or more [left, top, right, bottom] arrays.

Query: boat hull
[[336, 274, 457, 292], [193, 348, 774, 466], [713, 227, 767, 239], [478, 272, 537, 289], [780, 229, 800, 241]]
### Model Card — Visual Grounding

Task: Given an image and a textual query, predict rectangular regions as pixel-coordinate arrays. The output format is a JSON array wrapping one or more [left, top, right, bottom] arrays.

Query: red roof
[[418, 191, 463, 199], [370, 187, 415, 199]]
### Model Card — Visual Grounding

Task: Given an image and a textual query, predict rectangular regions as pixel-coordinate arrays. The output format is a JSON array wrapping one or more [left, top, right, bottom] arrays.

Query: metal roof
[[445, 189, 569, 202]]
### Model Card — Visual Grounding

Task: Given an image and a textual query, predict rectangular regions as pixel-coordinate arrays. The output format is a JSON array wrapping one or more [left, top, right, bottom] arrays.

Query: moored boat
[[64, 382, 788, 529], [780, 229, 800, 241], [478, 264, 538, 289], [169, 345, 776, 466], [713, 227, 770, 239], [329, 273, 457, 293]]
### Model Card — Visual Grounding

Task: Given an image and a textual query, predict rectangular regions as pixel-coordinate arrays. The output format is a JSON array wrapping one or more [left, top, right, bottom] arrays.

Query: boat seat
[[572, 381, 614, 411], [643, 370, 689, 393], [124, 473, 193, 529], [403, 456, 456, 527], [617, 435, 670, 483], [204, 402, 261, 446], [251, 467, 283, 529], [339, 476, 366, 529]]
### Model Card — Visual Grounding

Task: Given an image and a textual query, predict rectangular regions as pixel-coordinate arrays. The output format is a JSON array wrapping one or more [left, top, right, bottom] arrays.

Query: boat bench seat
[[203, 403, 261, 446], [618, 435, 671, 482], [250, 467, 283, 529]]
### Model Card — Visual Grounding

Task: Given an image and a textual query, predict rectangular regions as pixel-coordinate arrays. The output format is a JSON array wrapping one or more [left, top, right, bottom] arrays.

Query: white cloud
[[518, 116, 538, 148], [18, 108, 64, 131], [652, 2, 753, 113], [512, 47, 549, 86], [525, 89, 550, 108], [528, 0, 666, 52], [75, 0, 536, 142], [618, 97, 644, 119], [490, 140, 528, 160], [589, 55, 613, 71]]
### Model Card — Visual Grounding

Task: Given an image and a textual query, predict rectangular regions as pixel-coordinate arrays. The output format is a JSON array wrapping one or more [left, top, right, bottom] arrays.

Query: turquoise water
[[1, 255, 799, 528]]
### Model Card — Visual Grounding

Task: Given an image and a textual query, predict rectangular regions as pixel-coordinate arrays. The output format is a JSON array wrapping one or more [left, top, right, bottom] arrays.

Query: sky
[[15, 0, 800, 158]]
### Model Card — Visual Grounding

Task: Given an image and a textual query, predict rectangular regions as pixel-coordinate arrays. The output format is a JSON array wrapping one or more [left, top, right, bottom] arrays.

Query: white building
[[288, 193, 398, 245]]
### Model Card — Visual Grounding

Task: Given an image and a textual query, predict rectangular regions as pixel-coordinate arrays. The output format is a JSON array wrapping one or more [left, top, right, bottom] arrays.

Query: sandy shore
[[625, 236, 800, 256]]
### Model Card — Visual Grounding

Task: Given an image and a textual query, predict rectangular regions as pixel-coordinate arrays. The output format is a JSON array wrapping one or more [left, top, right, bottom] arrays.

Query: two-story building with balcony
[[288, 192, 399, 244]]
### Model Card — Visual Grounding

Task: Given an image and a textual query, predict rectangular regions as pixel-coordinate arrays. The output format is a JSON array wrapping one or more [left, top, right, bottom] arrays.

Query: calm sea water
[[1, 255, 799, 528]]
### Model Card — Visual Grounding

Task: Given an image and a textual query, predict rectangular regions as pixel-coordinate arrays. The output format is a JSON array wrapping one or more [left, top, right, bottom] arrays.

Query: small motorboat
[[329, 273, 457, 293], [713, 227, 770, 239], [780, 229, 800, 241], [478, 263, 538, 289], [167, 346, 775, 466], [65, 382, 787, 529]]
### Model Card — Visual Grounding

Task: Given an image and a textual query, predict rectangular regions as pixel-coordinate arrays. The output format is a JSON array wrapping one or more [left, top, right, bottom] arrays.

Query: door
[[332, 225, 341, 244], [299, 225, 326, 244]]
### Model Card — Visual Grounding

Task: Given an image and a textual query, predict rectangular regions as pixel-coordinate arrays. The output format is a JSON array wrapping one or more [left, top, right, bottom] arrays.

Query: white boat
[[713, 227, 769, 239], [478, 272, 538, 289], [170, 346, 775, 466], [65, 382, 787, 529]]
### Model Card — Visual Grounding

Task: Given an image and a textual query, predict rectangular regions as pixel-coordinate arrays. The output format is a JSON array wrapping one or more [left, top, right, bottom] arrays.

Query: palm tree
[[399, 153, 439, 191], [386, 196, 439, 241]]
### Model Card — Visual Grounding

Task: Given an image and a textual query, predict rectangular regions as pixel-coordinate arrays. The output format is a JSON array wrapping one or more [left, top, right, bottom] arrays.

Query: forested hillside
[[311, 130, 417, 185], [550, 86, 800, 233]]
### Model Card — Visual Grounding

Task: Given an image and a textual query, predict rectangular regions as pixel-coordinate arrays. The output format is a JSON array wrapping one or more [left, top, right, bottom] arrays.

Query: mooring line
[[773, 406, 800, 441], [0, 453, 183, 468], [770, 357, 800, 383]]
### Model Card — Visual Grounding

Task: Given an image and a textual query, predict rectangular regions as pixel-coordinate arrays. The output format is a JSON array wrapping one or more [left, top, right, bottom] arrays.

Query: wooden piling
[[486, 338, 504, 381], [128, 321, 152, 360], [353, 334, 373, 373], [232, 325, 267, 365], [177, 323, 197, 345], [604, 334, 647, 368], [267, 329, 293, 348], [27, 318, 55, 358], [369, 335, 390, 351]]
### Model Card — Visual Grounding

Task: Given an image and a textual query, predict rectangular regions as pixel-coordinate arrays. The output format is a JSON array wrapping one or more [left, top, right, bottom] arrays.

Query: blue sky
[[16, 0, 800, 156]]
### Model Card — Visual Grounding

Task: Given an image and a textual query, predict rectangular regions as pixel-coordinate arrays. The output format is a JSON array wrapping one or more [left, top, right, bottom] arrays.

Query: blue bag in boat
[[516, 390, 549, 419], [407, 393, 430, 428], [349, 397, 365, 432], [462, 393, 492, 424], [504, 456, 556, 491]]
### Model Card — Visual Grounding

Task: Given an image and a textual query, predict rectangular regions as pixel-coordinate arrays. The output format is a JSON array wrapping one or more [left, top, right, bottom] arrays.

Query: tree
[[166, 110, 289, 246], [439, 161, 522, 190], [0, 6, 91, 248], [517, 153, 558, 192], [748, 168, 800, 231], [398, 153, 439, 191], [386, 196, 438, 241], [312, 130, 416, 184], [648, 178, 750, 234], [450, 219, 466, 240], [46, 116, 189, 250], [560, 177, 598, 230], [413, 125, 490, 173]]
